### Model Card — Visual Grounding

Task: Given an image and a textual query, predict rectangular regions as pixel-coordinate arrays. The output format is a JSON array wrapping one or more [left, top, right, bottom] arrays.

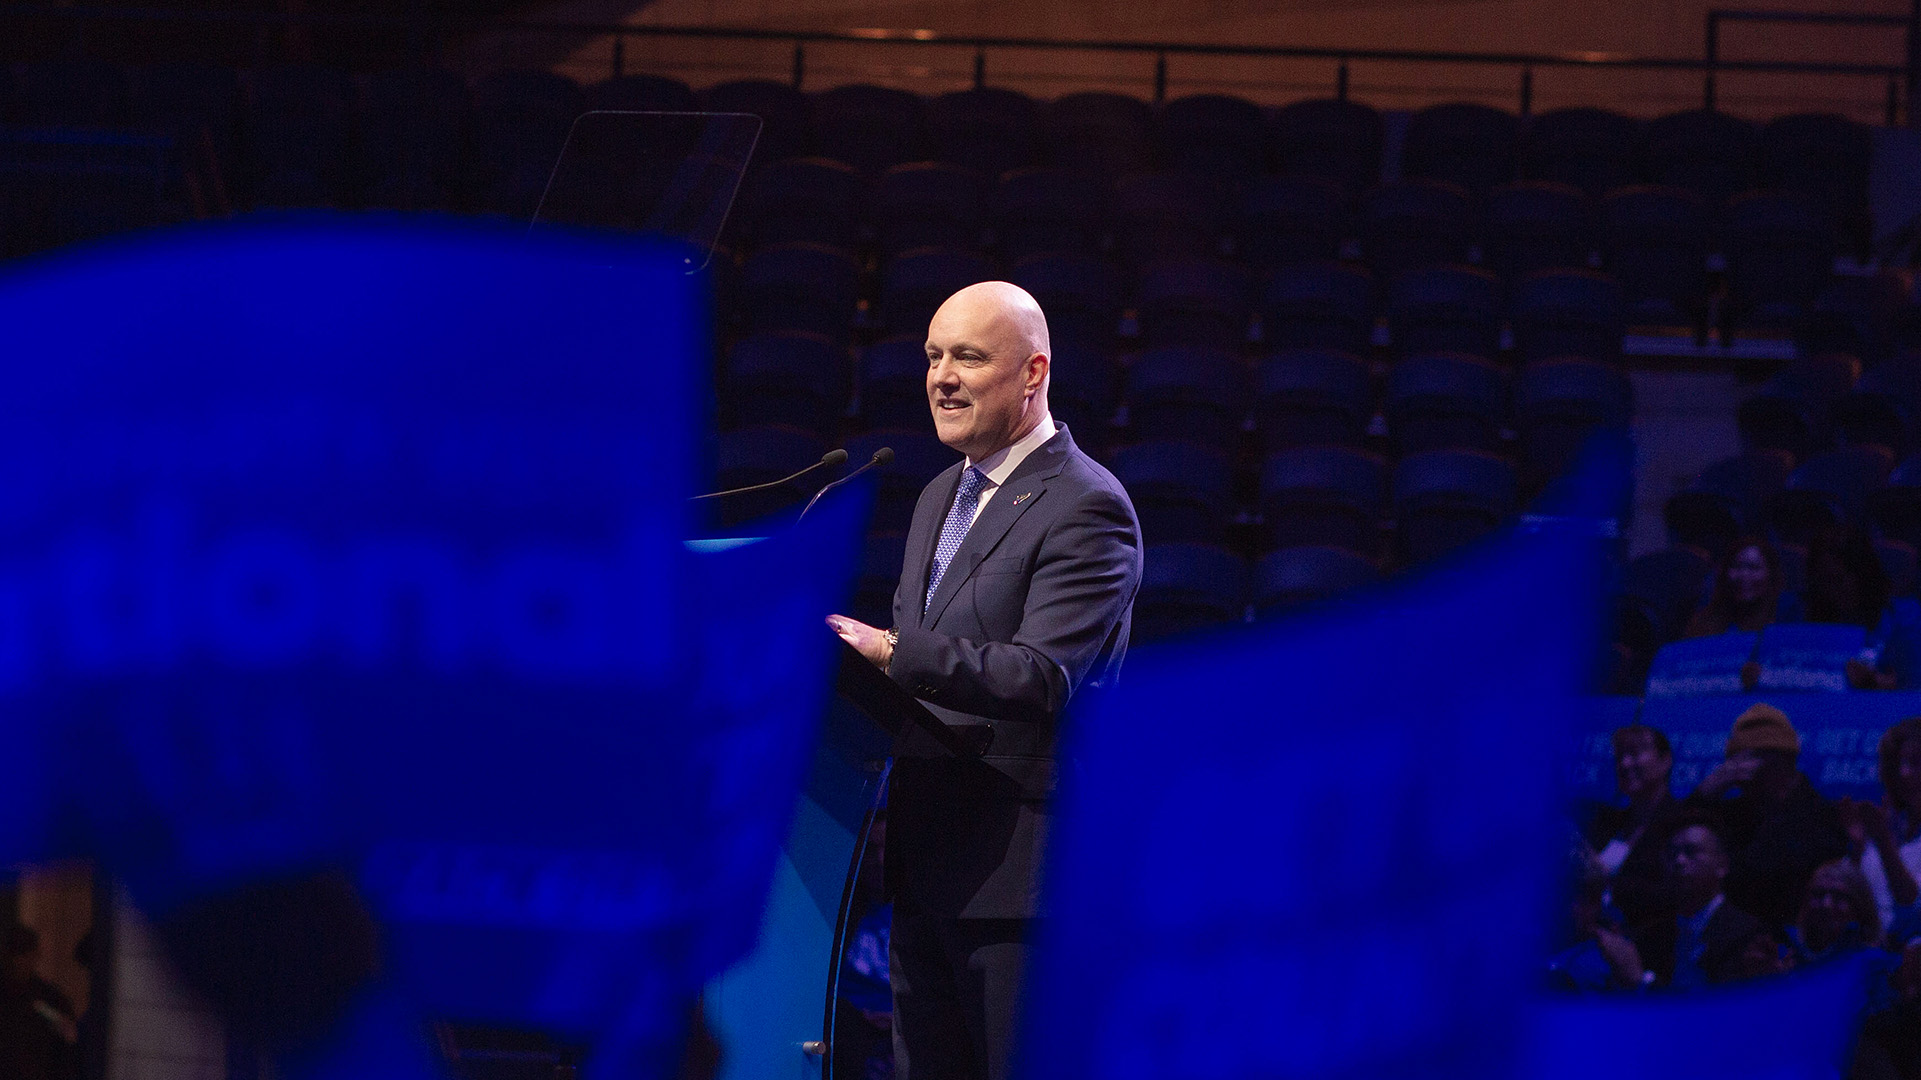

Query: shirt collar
[[1681, 893, 1724, 932], [966, 413, 1056, 489]]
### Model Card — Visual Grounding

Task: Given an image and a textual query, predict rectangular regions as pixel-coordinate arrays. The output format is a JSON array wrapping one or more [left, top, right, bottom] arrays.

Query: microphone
[[690, 448, 848, 501], [797, 447, 893, 522]]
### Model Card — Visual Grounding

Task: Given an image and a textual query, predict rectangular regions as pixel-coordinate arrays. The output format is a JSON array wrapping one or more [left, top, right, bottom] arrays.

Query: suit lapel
[[921, 427, 1075, 628], [910, 464, 962, 627]]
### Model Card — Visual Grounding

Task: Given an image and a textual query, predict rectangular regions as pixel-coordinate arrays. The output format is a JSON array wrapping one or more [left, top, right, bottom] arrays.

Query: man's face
[[1727, 545, 1770, 604], [925, 296, 1044, 462], [1615, 730, 1672, 799], [1670, 825, 1729, 895]]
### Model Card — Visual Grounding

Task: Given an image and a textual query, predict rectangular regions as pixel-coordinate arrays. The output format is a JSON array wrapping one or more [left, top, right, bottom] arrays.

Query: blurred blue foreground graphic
[[1020, 442, 1615, 1080], [0, 217, 866, 1078]]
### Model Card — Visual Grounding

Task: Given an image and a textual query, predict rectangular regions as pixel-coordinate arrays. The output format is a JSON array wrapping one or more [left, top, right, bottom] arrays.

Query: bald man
[[830, 282, 1142, 1080]]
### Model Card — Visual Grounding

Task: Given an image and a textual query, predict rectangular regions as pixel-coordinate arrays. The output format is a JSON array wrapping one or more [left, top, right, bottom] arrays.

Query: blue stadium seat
[[1260, 261, 1376, 353], [1134, 256, 1255, 350], [1387, 352, 1508, 455], [1871, 450, 1921, 552], [1009, 252, 1126, 352], [1112, 441, 1236, 545], [1663, 449, 1795, 554], [739, 242, 861, 339], [1036, 92, 1155, 177], [1394, 449, 1517, 562], [701, 80, 813, 164], [737, 156, 865, 250], [876, 161, 990, 256], [1264, 98, 1384, 196], [1878, 537, 1919, 598], [723, 331, 852, 437], [583, 73, 697, 112], [1761, 113, 1872, 257], [1402, 103, 1520, 196], [1253, 545, 1382, 612], [847, 429, 957, 534], [809, 83, 924, 175], [1832, 383, 1913, 458], [131, 64, 240, 152], [1047, 341, 1123, 440], [1387, 265, 1501, 359], [1601, 185, 1711, 328], [1622, 545, 1717, 643], [879, 247, 999, 338], [1797, 273, 1908, 363], [712, 424, 831, 525], [1159, 93, 1263, 177], [359, 68, 468, 209], [1254, 348, 1374, 451], [1259, 446, 1387, 555], [927, 87, 1037, 179], [1112, 171, 1226, 265], [1522, 107, 1642, 199], [1639, 109, 1757, 210], [1738, 352, 1862, 459], [1515, 358, 1634, 490], [1483, 181, 1593, 282], [1766, 444, 1895, 545], [1359, 178, 1475, 280], [470, 69, 582, 216], [1125, 346, 1250, 448], [246, 65, 354, 205], [1722, 190, 1838, 334], [1837, 356, 1921, 456], [853, 532, 909, 628], [18, 60, 131, 127], [991, 166, 1110, 260], [1234, 174, 1347, 270], [859, 336, 933, 431], [1508, 268, 1624, 363], [1135, 542, 1250, 640]]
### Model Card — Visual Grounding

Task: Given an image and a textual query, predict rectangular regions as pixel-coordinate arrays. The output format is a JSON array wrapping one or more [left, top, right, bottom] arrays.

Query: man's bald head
[[930, 281, 1052, 362], [924, 281, 1053, 461]]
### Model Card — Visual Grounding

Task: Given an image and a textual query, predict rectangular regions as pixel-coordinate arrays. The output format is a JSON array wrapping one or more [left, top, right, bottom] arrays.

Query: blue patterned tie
[[925, 466, 989, 614]]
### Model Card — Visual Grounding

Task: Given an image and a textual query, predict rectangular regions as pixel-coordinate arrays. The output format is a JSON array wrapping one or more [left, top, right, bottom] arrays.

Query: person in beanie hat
[[1690, 702, 1851, 929]]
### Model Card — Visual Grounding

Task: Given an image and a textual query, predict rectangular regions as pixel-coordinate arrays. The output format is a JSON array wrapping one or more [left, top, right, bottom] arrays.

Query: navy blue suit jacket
[[886, 424, 1141, 919]]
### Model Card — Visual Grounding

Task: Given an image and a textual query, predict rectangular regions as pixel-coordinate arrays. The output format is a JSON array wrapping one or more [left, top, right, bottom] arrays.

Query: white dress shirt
[[963, 413, 1057, 526]]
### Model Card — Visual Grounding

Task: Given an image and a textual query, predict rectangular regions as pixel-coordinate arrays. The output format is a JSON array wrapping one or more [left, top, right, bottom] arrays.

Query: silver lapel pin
[[1011, 491, 1033, 506]]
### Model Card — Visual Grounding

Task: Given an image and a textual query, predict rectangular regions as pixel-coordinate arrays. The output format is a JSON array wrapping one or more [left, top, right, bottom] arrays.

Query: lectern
[[702, 642, 976, 1080]]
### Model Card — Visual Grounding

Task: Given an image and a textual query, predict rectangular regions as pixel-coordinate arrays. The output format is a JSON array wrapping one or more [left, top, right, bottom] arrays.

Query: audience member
[[1791, 858, 1886, 963], [1584, 724, 1687, 929], [1782, 526, 1911, 690], [1688, 702, 1851, 930], [1856, 941, 1921, 1080], [1846, 717, 1921, 942], [1684, 537, 1785, 638], [1632, 816, 1772, 987], [1547, 849, 1646, 991], [3, 924, 78, 1080]]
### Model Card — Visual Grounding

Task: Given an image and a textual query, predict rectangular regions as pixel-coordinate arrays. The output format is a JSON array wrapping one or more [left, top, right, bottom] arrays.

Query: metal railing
[[1, 4, 1915, 122], [1705, 5, 1919, 124]]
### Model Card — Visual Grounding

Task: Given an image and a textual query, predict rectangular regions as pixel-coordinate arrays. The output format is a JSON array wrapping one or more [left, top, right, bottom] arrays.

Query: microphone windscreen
[[820, 448, 850, 468], [872, 447, 895, 467]]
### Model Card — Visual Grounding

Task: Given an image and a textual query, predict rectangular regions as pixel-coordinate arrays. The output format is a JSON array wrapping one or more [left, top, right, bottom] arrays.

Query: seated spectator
[[1847, 717, 1921, 942], [1547, 850, 1645, 991], [1790, 858, 1886, 964], [1782, 525, 1911, 689], [1632, 816, 1772, 987], [1856, 941, 1921, 1080], [1584, 724, 1688, 929], [1687, 703, 1851, 929], [1684, 536, 1785, 638], [3, 923, 78, 1080]]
